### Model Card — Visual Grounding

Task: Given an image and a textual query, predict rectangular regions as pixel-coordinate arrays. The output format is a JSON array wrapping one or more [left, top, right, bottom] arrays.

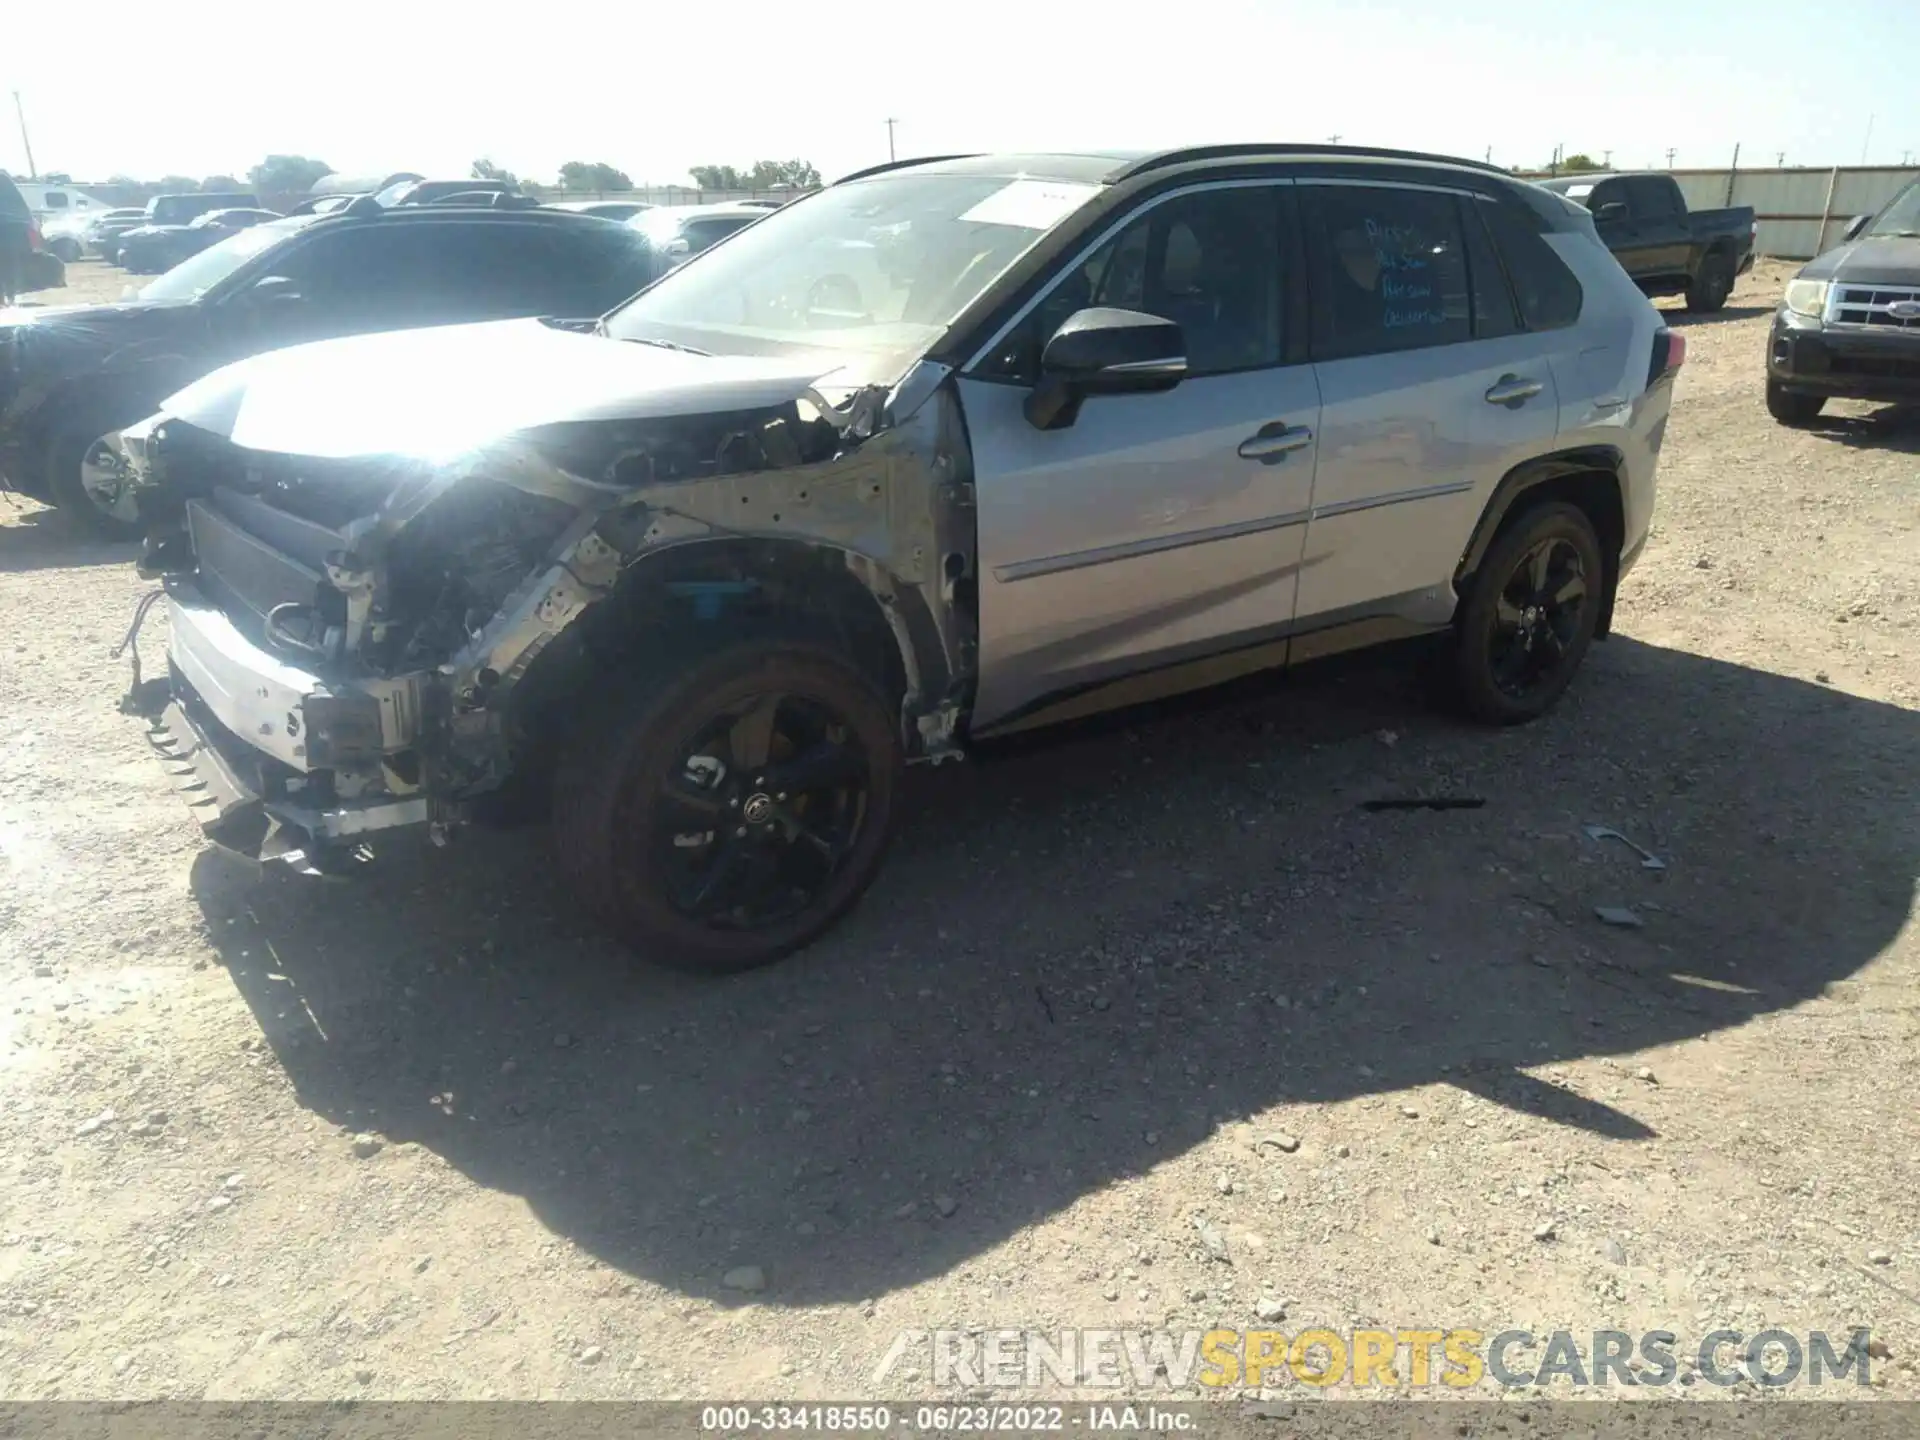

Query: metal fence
[[1521, 166, 1918, 260]]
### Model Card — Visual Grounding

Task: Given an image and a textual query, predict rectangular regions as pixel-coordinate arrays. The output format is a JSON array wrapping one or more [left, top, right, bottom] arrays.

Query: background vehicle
[[141, 191, 261, 228], [125, 145, 1680, 974], [12, 180, 114, 225], [0, 206, 655, 535], [1765, 176, 1920, 425], [629, 202, 767, 271], [547, 199, 654, 221], [1538, 172, 1755, 311], [114, 208, 282, 274], [377, 177, 517, 207], [83, 207, 151, 257]]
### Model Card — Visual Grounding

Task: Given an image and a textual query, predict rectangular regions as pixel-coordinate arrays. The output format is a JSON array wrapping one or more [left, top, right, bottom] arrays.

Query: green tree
[[688, 164, 749, 190], [245, 155, 333, 195], [200, 174, 241, 191], [557, 161, 632, 192], [155, 175, 201, 195], [1559, 152, 1604, 173], [747, 158, 821, 189], [471, 158, 519, 188]]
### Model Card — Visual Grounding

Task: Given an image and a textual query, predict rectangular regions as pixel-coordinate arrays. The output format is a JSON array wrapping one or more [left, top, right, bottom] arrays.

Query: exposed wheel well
[[1457, 458, 1626, 636], [505, 538, 913, 774]]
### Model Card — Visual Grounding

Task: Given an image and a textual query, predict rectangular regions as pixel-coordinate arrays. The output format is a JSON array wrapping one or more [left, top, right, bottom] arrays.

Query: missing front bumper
[[147, 694, 430, 870]]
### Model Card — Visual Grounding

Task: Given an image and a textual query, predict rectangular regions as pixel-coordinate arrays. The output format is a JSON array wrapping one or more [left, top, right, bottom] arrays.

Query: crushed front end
[[118, 325, 978, 873]]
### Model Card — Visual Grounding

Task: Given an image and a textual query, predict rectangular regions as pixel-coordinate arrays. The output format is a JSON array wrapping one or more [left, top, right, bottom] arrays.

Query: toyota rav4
[[120, 145, 1683, 973]]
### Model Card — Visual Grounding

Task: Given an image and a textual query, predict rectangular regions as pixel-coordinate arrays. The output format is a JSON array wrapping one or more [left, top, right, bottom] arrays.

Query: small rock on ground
[[722, 1265, 767, 1293]]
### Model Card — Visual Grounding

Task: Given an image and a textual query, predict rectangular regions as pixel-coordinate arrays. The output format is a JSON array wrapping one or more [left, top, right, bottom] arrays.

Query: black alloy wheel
[[553, 642, 902, 973], [1450, 501, 1605, 724]]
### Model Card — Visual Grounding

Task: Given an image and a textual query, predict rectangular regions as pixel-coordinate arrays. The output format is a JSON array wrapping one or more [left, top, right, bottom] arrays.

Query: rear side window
[[1303, 184, 1472, 359], [1476, 198, 1584, 331], [1627, 177, 1680, 218], [44, 192, 69, 209]]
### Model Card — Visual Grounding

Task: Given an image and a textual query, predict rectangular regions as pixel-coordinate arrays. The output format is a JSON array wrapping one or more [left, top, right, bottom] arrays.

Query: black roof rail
[[1115, 144, 1514, 180], [833, 154, 982, 185]]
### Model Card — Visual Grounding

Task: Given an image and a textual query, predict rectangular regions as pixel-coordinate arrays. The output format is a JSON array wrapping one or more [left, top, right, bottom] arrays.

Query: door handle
[[1484, 374, 1544, 408], [1237, 423, 1314, 462]]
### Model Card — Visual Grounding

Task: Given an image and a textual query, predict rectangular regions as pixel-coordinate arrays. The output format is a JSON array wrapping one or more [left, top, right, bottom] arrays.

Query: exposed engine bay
[[122, 343, 976, 870]]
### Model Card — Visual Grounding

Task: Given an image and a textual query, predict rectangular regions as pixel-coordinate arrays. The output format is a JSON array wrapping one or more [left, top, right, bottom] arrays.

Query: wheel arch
[[1455, 447, 1627, 636], [512, 533, 958, 765]]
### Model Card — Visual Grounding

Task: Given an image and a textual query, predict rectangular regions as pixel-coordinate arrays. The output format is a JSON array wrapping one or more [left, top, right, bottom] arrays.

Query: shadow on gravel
[[0, 506, 137, 572], [192, 637, 1917, 1306], [1806, 404, 1920, 454], [1662, 303, 1773, 327]]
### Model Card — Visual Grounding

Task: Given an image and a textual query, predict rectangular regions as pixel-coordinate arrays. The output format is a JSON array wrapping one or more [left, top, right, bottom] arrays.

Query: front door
[[1289, 180, 1561, 640], [958, 180, 1321, 733]]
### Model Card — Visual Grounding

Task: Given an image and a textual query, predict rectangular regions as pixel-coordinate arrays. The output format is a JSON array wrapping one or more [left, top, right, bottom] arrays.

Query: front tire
[[47, 428, 142, 541], [551, 641, 902, 974], [1684, 252, 1734, 312], [1450, 501, 1605, 725], [1765, 379, 1825, 427]]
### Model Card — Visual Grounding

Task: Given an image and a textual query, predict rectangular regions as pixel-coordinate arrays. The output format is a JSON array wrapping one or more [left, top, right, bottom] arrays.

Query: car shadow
[[1806, 404, 1920, 453], [0, 505, 138, 571], [191, 637, 1916, 1306], [1660, 303, 1772, 327]]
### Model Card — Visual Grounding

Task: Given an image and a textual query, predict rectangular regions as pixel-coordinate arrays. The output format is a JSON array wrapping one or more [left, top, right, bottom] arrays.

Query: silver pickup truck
[[120, 145, 1682, 973]]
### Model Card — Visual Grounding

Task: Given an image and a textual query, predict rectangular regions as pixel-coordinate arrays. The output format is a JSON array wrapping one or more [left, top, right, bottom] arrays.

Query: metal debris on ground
[[1360, 797, 1486, 812], [1582, 824, 1668, 870]]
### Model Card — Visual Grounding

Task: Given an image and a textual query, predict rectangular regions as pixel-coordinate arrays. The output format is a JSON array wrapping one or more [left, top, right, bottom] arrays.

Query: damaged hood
[[159, 318, 855, 460]]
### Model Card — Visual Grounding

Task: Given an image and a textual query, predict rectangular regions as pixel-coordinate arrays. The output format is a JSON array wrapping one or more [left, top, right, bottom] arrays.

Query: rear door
[[959, 180, 1321, 732], [1289, 179, 1562, 646]]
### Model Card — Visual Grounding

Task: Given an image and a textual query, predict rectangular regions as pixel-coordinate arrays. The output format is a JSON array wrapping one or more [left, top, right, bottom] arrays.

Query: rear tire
[[1684, 253, 1734, 312], [1765, 379, 1825, 427], [551, 640, 902, 974], [1449, 501, 1605, 725]]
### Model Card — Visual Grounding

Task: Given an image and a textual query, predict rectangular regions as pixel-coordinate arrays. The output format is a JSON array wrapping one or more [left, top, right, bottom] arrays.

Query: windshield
[[1865, 180, 1920, 238], [604, 172, 1103, 378], [139, 219, 307, 301]]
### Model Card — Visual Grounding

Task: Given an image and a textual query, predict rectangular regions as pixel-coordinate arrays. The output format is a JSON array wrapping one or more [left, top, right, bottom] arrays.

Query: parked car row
[[5, 143, 1693, 976]]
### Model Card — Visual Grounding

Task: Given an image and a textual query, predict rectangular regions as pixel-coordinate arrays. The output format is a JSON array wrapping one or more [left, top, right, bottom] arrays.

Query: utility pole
[[1665, 147, 1677, 169], [11, 91, 35, 179], [885, 118, 898, 164], [1860, 113, 1874, 164], [1776, 151, 1786, 167], [1327, 134, 1342, 144]]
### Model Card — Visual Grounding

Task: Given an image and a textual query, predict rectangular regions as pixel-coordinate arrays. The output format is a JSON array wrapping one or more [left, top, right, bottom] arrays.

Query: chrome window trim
[[962, 177, 1293, 378]]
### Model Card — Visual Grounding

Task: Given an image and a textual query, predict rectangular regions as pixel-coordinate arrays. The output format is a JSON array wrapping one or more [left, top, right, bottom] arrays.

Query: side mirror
[[1841, 213, 1872, 243], [1023, 307, 1187, 431], [236, 274, 304, 312], [1594, 201, 1629, 223]]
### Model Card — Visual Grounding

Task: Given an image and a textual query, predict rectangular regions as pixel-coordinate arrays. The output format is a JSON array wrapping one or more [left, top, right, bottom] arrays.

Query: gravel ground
[[1, 257, 1916, 1402]]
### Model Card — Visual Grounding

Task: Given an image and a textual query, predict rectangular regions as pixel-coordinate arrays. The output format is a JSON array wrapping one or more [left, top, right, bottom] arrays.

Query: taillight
[[1649, 328, 1686, 386], [26, 221, 42, 250]]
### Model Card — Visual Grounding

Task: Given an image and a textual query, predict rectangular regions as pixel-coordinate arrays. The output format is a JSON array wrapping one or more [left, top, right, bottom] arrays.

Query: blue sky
[[6, 0, 1918, 185]]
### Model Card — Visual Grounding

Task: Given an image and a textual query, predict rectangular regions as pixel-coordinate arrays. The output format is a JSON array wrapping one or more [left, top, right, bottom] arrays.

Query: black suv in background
[[0, 204, 655, 535], [1766, 176, 1920, 425]]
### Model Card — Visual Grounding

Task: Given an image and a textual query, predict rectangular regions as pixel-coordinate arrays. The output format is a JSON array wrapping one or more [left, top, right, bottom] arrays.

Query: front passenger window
[[1303, 185, 1472, 360], [974, 186, 1284, 383]]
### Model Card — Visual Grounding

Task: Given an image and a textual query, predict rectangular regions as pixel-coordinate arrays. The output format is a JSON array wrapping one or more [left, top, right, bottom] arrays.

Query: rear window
[[1475, 198, 1583, 331]]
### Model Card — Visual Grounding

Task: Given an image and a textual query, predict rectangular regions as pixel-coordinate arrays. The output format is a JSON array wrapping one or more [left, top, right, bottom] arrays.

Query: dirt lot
[[1, 257, 1916, 1403]]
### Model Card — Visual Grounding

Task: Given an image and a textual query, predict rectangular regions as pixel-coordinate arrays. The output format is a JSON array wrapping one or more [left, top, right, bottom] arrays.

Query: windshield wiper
[[614, 335, 712, 357]]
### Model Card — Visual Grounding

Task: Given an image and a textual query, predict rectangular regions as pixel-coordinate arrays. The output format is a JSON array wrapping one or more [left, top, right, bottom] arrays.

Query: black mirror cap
[[1842, 213, 1872, 243], [1024, 307, 1187, 430]]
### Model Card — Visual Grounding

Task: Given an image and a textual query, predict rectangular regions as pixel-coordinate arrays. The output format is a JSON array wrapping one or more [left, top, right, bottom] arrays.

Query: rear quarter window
[[1476, 198, 1583, 331]]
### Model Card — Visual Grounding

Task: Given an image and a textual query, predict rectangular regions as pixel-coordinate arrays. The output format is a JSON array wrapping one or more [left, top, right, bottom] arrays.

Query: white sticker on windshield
[[1566, 183, 1595, 198], [960, 179, 1101, 230]]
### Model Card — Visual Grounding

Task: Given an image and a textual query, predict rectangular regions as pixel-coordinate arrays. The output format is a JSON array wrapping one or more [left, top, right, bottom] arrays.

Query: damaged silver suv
[[124, 146, 1681, 973]]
